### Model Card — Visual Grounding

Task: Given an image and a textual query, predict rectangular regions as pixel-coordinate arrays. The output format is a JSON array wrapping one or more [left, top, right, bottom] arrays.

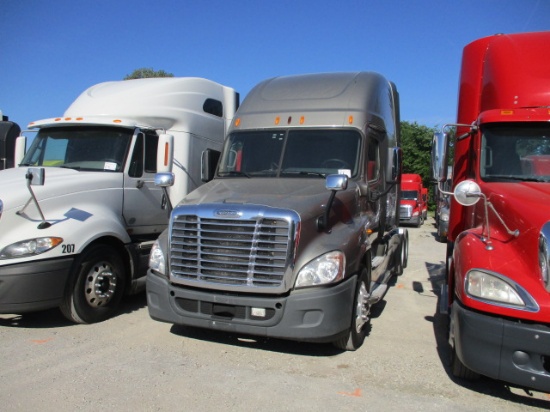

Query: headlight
[[440, 211, 450, 222], [540, 232, 550, 291], [295, 251, 345, 288], [466, 270, 524, 307], [149, 239, 166, 276], [0, 237, 63, 259]]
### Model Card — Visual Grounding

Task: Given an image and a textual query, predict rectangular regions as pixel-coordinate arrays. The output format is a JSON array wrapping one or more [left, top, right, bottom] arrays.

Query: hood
[[179, 177, 353, 221], [483, 182, 550, 237], [0, 167, 123, 212]]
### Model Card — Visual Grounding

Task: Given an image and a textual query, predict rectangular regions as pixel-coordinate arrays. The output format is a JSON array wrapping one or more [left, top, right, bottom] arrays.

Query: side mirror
[[27, 167, 45, 186], [154, 172, 175, 188], [386, 147, 402, 183], [15, 135, 27, 167], [156, 134, 174, 173], [201, 149, 221, 182], [326, 174, 348, 191], [454, 180, 481, 206], [431, 132, 449, 182]]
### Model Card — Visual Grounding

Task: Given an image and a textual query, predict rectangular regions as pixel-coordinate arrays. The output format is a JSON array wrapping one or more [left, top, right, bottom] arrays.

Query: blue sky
[[1, 0, 548, 131]]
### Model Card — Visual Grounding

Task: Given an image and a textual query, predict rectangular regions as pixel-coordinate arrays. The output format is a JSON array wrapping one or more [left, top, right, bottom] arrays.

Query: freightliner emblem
[[214, 209, 242, 218]]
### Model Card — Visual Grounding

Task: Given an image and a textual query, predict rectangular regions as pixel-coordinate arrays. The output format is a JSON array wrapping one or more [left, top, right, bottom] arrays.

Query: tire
[[402, 231, 409, 269], [333, 266, 371, 351], [393, 235, 407, 276], [60, 244, 126, 324], [450, 345, 480, 380], [448, 304, 480, 380]]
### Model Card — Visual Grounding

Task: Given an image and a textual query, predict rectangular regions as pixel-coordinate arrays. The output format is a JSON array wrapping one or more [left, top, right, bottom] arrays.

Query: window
[[367, 139, 379, 181], [481, 123, 550, 182], [21, 126, 132, 172], [218, 129, 361, 178], [128, 131, 159, 177], [203, 99, 223, 117]]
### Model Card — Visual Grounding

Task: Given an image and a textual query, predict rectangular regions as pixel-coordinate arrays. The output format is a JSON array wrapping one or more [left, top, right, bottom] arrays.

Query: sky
[[1, 0, 548, 132]]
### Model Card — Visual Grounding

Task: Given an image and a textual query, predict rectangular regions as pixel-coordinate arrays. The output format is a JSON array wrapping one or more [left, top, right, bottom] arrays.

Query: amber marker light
[[164, 143, 170, 167], [234, 118, 241, 127], [275, 116, 280, 125], [348, 115, 354, 124], [501, 110, 514, 115], [300, 116, 305, 124], [113, 119, 122, 123]]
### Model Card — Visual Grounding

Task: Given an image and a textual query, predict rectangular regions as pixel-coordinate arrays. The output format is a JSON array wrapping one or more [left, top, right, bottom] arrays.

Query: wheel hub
[[84, 262, 118, 307], [354, 282, 371, 333]]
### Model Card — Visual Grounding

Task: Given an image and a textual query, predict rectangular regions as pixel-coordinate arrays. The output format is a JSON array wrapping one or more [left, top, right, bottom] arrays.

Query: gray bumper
[[453, 301, 550, 393], [0, 257, 74, 313], [147, 271, 357, 343]]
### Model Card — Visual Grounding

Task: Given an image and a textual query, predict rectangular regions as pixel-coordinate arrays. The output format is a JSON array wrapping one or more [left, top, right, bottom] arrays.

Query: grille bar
[[169, 214, 293, 288]]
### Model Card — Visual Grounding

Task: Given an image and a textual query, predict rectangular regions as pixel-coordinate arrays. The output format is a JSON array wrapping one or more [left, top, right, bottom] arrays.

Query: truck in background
[[0, 77, 238, 323], [147, 72, 409, 351], [399, 173, 425, 227], [0, 112, 21, 170], [432, 32, 550, 392]]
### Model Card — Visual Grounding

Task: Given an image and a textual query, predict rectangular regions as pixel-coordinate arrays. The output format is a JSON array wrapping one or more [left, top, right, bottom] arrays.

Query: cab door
[[122, 130, 168, 231]]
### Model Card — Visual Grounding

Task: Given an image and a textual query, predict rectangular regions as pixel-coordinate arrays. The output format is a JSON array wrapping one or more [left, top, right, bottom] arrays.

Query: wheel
[[402, 231, 409, 269], [60, 244, 126, 324], [448, 305, 480, 380], [393, 234, 408, 276], [450, 345, 479, 380], [333, 267, 371, 351]]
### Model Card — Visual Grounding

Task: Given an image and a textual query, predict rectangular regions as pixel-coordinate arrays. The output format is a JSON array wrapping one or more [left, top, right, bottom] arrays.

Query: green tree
[[400, 121, 437, 207], [124, 68, 174, 80]]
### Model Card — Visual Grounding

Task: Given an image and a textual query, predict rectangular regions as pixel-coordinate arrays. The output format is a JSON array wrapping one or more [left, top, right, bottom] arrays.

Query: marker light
[[275, 116, 280, 125], [348, 115, 354, 124]]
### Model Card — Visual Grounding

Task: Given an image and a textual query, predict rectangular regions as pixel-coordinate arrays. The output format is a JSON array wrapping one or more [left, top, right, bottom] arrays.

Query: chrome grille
[[400, 204, 412, 219], [170, 214, 292, 288]]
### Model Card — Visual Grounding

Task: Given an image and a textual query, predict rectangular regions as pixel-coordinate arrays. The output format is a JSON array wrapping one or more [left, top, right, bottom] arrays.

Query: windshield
[[481, 123, 550, 182], [21, 126, 133, 172], [218, 129, 361, 178], [401, 190, 418, 200]]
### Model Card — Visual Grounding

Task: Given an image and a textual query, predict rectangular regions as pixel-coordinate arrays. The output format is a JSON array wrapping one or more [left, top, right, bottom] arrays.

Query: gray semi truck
[[147, 72, 409, 350]]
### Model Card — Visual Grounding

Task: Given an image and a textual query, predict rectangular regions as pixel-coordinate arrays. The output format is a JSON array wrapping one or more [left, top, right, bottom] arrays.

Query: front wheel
[[448, 307, 480, 380], [60, 244, 126, 324], [333, 267, 371, 351]]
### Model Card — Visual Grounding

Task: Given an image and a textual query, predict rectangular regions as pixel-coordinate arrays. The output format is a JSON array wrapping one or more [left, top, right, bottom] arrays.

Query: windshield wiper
[[280, 170, 326, 178], [59, 165, 81, 170], [487, 175, 548, 182], [217, 171, 251, 178]]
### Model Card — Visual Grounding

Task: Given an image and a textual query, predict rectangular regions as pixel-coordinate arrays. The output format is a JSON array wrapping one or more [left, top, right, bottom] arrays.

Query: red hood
[[460, 181, 550, 319]]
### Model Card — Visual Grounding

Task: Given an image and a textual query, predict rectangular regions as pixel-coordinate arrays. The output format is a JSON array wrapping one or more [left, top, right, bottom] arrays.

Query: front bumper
[[400, 215, 421, 226], [452, 300, 550, 393], [0, 257, 74, 313], [147, 271, 357, 343]]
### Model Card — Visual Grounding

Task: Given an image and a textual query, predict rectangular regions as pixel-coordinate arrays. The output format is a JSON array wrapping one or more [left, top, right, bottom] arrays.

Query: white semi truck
[[0, 77, 238, 323], [147, 72, 409, 350]]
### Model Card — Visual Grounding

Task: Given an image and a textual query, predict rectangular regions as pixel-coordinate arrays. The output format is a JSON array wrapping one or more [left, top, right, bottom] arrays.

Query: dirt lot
[[1, 216, 549, 411]]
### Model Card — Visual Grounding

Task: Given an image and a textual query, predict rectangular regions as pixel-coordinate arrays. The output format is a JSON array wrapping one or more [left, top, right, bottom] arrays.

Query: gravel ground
[[1, 216, 549, 411]]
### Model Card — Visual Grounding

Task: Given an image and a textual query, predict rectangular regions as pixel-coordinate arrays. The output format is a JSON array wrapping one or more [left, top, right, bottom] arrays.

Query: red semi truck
[[432, 32, 550, 392], [400, 173, 425, 227]]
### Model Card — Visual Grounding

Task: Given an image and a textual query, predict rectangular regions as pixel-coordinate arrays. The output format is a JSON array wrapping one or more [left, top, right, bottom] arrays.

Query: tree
[[124, 68, 174, 80], [400, 121, 437, 208]]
